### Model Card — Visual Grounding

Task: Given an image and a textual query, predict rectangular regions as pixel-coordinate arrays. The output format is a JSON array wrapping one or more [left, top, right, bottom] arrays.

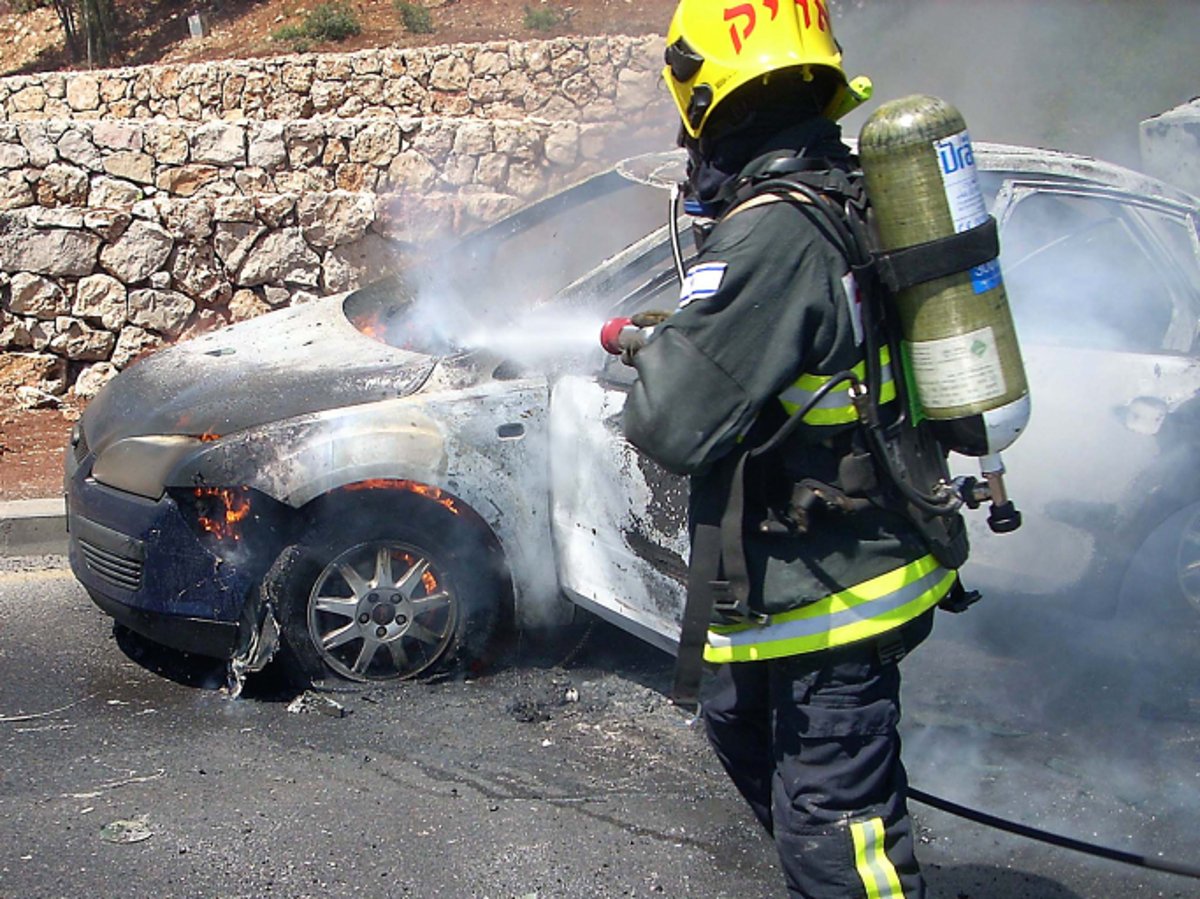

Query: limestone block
[[385, 150, 437, 193], [190, 122, 246, 165], [228, 288, 271, 323], [214, 221, 266, 273], [57, 129, 103, 171], [36, 163, 89, 207], [92, 121, 144, 152], [255, 194, 296, 228], [0, 171, 33, 210], [0, 220, 101, 276], [110, 325, 164, 368], [430, 55, 470, 91], [170, 243, 229, 306], [83, 209, 132, 242], [73, 361, 119, 398], [99, 219, 174, 283], [213, 196, 256, 223], [74, 273, 128, 330], [334, 163, 377, 193], [66, 76, 101, 111], [145, 123, 190, 165], [348, 121, 400, 165], [248, 121, 287, 169], [11, 86, 47, 113], [155, 165, 219, 197], [453, 120, 494, 156], [49, 317, 115, 361], [0, 143, 30, 169], [297, 192, 376, 249], [545, 121, 579, 167], [103, 151, 155, 185], [237, 228, 321, 287], [285, 121, 325, 167], [18, 124, 57, 167], [127, 288, 195, 338], [9, 273, 70, 320]]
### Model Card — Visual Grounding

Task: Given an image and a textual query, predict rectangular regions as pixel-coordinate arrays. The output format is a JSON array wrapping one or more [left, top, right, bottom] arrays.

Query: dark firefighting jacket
[[623, 154, 955, 663]]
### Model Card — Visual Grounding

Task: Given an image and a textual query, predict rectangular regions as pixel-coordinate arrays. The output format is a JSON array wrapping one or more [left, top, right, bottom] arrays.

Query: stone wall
[[0, 37, 664, 123], [0, 35, 674, 399]]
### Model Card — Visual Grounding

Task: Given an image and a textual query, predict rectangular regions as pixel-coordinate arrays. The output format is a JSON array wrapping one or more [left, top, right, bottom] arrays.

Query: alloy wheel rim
[[1177, 509, 1200, 615], [307, 540, 457, 681]]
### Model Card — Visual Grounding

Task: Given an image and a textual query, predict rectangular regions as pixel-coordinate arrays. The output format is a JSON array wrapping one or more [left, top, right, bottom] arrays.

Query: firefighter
[[619, 2, 959, 896]]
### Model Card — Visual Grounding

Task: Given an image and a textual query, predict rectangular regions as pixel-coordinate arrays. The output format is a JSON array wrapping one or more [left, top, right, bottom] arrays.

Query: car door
[[957, 178, 1200, 607], [548, 236, 691, 654]]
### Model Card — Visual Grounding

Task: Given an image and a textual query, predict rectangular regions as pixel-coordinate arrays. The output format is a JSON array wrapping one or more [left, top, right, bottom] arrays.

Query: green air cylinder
[[859, 94, 1029, 458]]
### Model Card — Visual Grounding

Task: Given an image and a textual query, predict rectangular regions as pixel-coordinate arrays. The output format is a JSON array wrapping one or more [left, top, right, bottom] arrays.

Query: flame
[[198, 432, 221, 442], [355, 309, 389, 342], [397, 551, 440, 593], [343, 479, 460, 515], [193, 487, 252, 541]]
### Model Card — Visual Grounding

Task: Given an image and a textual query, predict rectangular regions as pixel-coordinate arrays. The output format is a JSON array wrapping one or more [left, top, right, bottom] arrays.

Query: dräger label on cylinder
[[934, 130, 1002, 295], [908, 326, 1006, 409]]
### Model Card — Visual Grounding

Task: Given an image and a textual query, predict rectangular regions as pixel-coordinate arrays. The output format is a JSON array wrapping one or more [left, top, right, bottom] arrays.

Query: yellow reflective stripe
[[851, 817, 905, 899], [779, 347, 895, 423], [703, 555, 954, 663]]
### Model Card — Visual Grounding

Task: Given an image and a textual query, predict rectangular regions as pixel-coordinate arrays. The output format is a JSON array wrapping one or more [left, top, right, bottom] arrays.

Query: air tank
[[859, 94, 1029, 459]]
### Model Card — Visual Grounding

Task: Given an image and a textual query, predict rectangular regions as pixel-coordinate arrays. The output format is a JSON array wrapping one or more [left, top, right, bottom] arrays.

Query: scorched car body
[[65, 145, 1200, 685]]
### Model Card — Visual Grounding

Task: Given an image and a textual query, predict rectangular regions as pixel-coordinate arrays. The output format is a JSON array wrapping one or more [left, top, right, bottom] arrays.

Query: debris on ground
[[286, 691, 350, 718], [99, 815, 153, 844]]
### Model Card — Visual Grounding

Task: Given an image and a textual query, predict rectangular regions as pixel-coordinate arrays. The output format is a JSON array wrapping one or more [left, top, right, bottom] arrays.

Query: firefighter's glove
[[630, 310, 671, 328], [619, 329, 648, 367]]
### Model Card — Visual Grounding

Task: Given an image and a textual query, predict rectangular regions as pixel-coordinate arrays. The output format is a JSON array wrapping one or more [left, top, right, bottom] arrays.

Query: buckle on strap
[[711, 580, 770, 626]]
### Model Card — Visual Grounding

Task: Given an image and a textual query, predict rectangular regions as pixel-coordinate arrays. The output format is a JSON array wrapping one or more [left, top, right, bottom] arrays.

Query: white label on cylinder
[[934, 129, 1002, 294], [908, 326, 1006, 409]]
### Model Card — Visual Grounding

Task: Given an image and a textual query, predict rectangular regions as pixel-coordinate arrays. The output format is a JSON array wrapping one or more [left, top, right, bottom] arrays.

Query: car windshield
[[343, 171, 669, 352]]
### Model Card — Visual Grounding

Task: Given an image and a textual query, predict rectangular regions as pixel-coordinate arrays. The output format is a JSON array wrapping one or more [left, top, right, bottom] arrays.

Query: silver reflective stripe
[[852, 817, 904, 899], [707, 564, 948, 653], [779, 359, 895, 417]]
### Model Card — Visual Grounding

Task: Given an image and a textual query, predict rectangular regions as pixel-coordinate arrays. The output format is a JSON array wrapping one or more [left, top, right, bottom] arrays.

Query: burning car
[[65, 145, 1200, 687]]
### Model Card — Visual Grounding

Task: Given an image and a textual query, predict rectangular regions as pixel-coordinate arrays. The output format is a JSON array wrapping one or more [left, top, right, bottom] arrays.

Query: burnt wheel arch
[[266, 486, 511, 686]]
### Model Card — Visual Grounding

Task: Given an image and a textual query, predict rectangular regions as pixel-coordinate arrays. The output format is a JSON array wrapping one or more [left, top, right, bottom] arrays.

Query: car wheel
[[268, 515, 503, 685], [1175, 506, 1200, 618]]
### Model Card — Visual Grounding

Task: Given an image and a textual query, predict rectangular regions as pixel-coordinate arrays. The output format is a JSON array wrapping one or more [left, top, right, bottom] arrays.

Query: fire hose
[[908, 787, 1200, 880]]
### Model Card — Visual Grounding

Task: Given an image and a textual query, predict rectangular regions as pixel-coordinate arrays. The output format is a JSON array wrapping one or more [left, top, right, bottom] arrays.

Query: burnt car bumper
[[66, 452, 255, 659]]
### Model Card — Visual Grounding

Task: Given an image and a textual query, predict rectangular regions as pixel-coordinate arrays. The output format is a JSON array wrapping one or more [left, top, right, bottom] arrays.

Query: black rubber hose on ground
[[908, 787, 1200, 880]]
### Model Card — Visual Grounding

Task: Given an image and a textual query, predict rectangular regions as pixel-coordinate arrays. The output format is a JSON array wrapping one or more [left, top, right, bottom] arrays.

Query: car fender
[[171, 380, 568, 628]]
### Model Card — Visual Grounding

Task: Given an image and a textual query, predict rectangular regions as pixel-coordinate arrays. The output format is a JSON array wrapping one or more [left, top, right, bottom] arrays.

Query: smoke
[[817, 1, 1200, 866], [834, 0, 1200, 170]]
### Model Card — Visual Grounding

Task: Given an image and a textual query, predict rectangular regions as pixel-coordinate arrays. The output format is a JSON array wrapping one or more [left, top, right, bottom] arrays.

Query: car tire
[[265, 512, 505, 687]]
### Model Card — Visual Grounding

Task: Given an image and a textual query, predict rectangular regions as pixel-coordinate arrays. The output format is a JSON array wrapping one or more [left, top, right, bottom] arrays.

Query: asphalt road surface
[[1, 555, 1197, 898]]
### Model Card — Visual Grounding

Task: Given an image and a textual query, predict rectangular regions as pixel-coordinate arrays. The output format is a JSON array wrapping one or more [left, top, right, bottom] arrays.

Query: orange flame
[[397, 551, 440, 593], [343, 479, 460, 515], [352, 309, 389, 343], [198, 432, 222, 442], [194, 487, 252, 541]]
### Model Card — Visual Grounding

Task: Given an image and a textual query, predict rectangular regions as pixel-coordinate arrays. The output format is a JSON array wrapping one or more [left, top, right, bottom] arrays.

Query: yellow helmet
[[663, 0, 873, 140]]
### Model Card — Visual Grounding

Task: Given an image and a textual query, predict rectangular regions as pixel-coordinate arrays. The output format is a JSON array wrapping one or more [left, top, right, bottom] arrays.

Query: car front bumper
[[66, 450, 255, 659]]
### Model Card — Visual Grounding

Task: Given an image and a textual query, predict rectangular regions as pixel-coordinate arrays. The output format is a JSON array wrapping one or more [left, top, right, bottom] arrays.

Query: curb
[[0, 497, 68, 557]]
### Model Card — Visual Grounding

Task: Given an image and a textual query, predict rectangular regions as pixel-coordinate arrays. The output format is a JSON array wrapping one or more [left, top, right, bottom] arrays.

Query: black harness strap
[[873, 216, 1000, 293], [673, 521, 725, 711]]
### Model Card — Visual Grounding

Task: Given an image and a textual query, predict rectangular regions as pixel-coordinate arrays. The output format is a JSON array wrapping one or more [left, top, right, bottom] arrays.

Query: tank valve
[[981, 455, 1021, 533]]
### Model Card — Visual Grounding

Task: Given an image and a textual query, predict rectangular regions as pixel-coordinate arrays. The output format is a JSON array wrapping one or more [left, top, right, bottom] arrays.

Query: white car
[[65, 144, 1200, 686]]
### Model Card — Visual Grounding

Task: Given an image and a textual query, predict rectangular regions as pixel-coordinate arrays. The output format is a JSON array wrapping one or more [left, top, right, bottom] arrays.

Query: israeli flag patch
[[678, 262, 727, 309]]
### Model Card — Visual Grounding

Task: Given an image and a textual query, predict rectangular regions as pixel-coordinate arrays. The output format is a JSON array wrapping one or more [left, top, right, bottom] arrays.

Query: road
[[1, 555, 1197, 898]]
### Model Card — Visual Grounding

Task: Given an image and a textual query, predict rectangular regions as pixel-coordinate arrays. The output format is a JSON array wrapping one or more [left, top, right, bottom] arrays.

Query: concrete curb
[[0, 498, 68, 557]]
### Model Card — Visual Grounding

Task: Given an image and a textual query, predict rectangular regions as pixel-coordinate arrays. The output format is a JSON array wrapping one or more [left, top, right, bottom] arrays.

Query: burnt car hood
[[83, 293, 438, 456]]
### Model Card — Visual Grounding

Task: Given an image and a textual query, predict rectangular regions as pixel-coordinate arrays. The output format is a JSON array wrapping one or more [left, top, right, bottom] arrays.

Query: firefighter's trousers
[[701, 609, 934, 899]]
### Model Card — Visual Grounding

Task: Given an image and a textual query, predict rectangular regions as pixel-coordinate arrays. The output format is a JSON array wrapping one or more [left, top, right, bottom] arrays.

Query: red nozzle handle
[[600, 316, 633, 355]]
